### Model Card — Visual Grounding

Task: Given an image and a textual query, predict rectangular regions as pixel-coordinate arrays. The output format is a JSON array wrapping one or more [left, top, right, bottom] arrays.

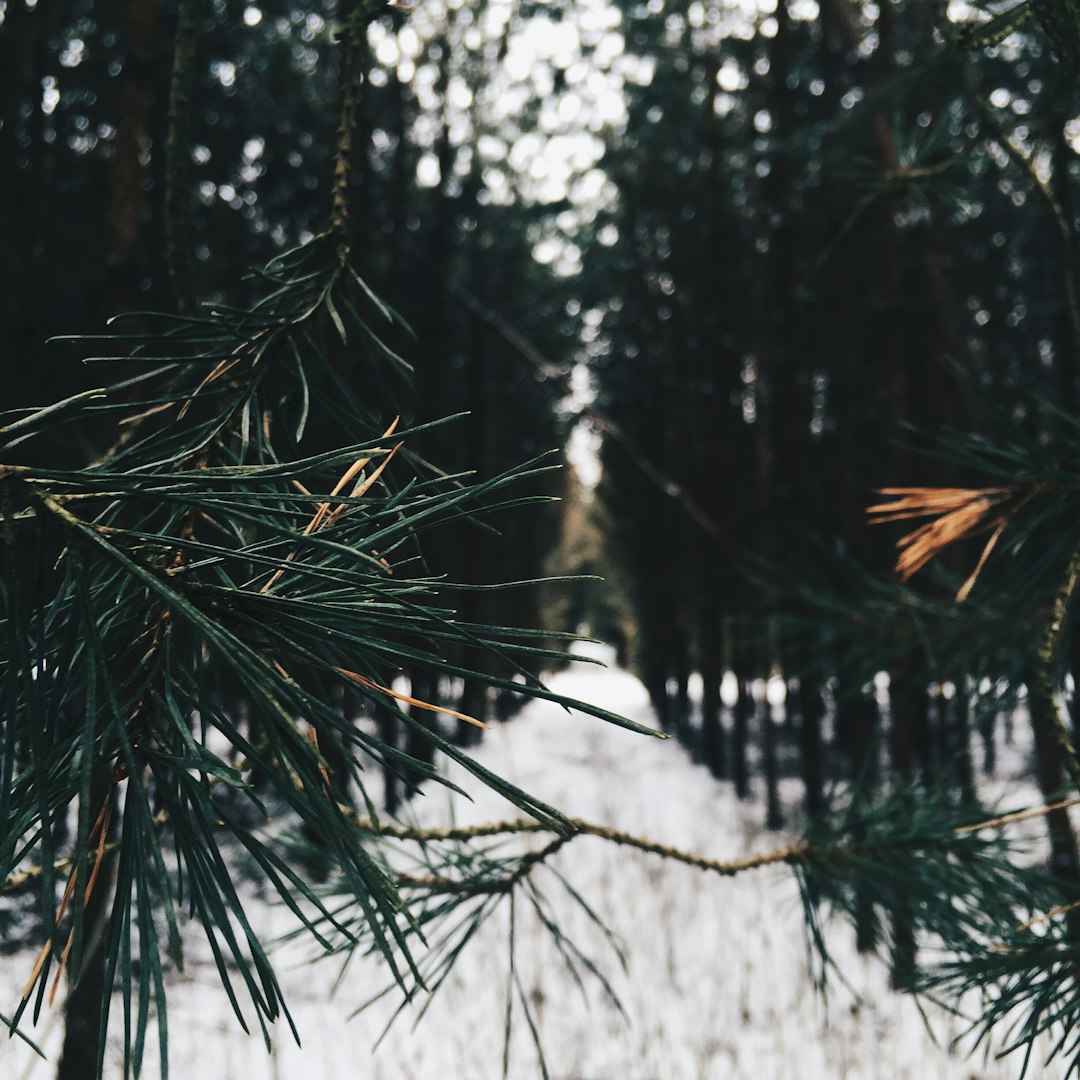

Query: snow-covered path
[[1, 648, 1049, 1079]]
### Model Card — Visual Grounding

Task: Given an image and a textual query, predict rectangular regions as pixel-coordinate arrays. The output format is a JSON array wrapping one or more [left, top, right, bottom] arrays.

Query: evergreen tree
[[12, 0, 1080, 1077], [0, 3, 655, 1073]]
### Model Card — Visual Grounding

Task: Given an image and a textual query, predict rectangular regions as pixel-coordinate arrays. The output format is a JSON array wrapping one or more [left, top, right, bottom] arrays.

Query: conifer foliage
[[10, 1, 1080, 1078], [0, 4, 653, 1074]]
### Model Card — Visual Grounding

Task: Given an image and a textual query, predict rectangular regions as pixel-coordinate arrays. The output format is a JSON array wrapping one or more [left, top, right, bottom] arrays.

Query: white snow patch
[[0, 646, 1056, 1078]]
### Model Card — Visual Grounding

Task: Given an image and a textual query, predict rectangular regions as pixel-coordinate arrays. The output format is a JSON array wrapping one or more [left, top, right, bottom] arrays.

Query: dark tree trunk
[[979, 704, 998, 776], [947, 678, 977, 804], [762, 691, 784, 830], [673, 633, 693, 750], [843, 690, 880, 953], [797, 674, 826, 818], [888, 657, 919, 989], [456, 679, 488, 748], [57, 767, 116, 1080], [1028, 652, 1080, 877], [402, 667, 439, 800], [732, 668, 752, 801], [378, 710, 400, 814], [700, 611, 725, 778]]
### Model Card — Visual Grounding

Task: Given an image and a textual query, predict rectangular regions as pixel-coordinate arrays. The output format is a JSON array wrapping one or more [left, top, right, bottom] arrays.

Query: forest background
[[6, 0, 1080, 1075]]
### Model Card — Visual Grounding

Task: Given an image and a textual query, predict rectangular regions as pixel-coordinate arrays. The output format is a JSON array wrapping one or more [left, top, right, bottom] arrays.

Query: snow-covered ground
[[0, 647, 1061, 1079]]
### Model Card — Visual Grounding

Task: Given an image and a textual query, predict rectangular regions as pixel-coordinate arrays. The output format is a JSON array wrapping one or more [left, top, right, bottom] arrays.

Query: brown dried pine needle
[[867, 486, 1020, 598]]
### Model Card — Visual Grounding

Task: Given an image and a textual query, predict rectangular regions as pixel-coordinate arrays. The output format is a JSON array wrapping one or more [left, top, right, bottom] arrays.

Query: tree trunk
[[700, 610, 726, 778], [888, 657, 919, 988], [402, 667, 439, 801], [673, 632, 693, 751], [844, 690, 880, 953], [762, 691, 784, 830], [1027, 660, 1080, 939], [57, 767, 116, 1080], [797, 673, 826, 818], [732, 664, 752, 801], [947, 678, 977, 804]]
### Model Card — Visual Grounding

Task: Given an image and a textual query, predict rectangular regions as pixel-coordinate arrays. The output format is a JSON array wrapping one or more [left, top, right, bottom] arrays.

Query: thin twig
[[352, 813, 809, 876], [1017, 896, 1080, 933], [956, 796, 1080, 834], [10, 786, 1079, 899], [396, 837, 571, 896]]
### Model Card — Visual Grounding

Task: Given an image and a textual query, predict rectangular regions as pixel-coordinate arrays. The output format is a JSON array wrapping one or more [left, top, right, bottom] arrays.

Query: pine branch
[[1028, 543, 1080, 794], [333, 1, 403, 255], [164, 0, 201, 311], [354, 814, 810, 876], [19, 788, 1079, 900]]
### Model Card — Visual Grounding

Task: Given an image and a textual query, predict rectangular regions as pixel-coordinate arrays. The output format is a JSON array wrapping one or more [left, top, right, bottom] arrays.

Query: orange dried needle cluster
[[261, 417, 401, 595], [867, 486, 1018, 601], [24, 789, 116, 1006]]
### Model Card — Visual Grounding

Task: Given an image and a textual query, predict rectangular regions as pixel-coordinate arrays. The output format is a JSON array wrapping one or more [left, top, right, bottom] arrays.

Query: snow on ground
[[0, 646, 1062, 1079]]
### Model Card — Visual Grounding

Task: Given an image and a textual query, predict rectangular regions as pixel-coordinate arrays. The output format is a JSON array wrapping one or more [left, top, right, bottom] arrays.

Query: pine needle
[[260, 419, 401, 594], [868, 485, 1022, 597], [335, 667, 489, 730], [23, 791, 114, 1003]]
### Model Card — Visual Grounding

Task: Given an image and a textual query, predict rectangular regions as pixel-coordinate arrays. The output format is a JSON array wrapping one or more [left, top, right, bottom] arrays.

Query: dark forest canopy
[[8, 0, 1080, 1077]]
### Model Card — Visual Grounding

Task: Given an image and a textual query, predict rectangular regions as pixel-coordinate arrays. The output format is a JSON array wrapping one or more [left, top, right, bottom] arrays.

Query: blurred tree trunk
[[979, 701, 998, 775], [757, 0, 801, 833], [1027, 657, 1080, 938], [946, 681, 977, 803], [762, 682, 784, 830], [671, 629, 693, 749], [56, 766, 116, 1080], [700, 607, 725, 777], [849, 691, 881, 953], [456, 133, 493, 742], [797, 669, 826, 818], [388, 65, 411, 293], [378, 709, 401, 814], [732, 636, 753, 800], [888, 655, 919, 988], [698, 51, 743, 782], [403, 668, 439, 800], [106, 0, 161, 336]]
